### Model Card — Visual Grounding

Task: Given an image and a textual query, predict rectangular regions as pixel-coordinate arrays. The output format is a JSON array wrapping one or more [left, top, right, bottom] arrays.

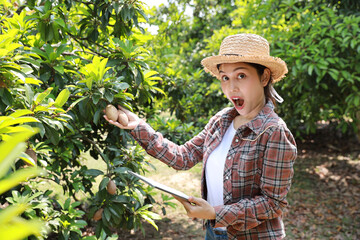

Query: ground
[[96, 124, 360, 239]]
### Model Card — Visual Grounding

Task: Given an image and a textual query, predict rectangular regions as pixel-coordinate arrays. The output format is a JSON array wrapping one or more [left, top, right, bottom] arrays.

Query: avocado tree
[[0, 0, 166, 238]]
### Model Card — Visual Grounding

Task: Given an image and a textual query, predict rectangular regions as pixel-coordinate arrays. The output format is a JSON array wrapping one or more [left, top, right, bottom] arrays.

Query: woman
[[105, 33, 297, 239]]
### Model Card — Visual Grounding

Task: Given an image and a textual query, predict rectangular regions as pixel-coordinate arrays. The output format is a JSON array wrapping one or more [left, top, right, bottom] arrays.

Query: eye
[[221, 75, 229, 81], [237, 73, 246, 79]]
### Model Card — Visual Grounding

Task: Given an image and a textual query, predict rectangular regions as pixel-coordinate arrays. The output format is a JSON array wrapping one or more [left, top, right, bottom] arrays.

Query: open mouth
[[232, 97, 244, 108]]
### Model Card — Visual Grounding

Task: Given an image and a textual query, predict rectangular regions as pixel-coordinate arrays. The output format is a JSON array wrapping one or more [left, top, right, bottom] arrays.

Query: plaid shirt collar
[[220, 101, 276, 140]]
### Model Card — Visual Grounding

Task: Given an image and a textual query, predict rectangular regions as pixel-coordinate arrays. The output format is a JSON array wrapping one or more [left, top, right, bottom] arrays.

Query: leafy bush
[[0, 0, 168, 238], [0, 126, 44, 240]]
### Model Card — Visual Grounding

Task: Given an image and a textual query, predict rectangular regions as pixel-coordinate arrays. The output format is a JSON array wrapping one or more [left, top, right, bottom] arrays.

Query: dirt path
[[118, 151, 360, 239]]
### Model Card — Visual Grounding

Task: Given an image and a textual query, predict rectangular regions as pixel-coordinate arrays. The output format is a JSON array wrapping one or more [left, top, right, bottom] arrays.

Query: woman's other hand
[[103, 105, 141, 130], [173, 195, 216, 220]]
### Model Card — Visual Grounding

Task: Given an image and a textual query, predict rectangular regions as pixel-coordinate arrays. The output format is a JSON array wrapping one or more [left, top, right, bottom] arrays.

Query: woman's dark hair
[[245, 62, 276, 106]]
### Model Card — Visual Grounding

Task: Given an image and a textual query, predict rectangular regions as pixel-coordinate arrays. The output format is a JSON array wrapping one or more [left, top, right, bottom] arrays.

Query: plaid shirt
[[130, 101, 297, 239]]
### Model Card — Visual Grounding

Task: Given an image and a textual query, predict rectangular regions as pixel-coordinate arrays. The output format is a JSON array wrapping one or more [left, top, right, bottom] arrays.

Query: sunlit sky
[[140, 0, 193, 34], [142, 0, 168, 9], [140, 0, 168, 34]]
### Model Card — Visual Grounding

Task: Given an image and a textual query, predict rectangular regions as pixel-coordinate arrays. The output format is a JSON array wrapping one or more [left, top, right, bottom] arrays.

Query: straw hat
[[201, 34, 288, 82]]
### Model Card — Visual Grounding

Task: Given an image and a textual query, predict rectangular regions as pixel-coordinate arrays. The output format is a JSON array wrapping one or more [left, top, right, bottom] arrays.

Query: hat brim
[[201, 55, 288, 82]]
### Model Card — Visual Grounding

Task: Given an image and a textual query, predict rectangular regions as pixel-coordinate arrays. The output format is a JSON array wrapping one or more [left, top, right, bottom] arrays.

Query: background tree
[[147, 0, 360, 139]]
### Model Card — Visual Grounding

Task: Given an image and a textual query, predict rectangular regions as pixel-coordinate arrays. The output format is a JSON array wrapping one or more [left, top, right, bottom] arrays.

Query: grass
[[144, 156, 203, 198]]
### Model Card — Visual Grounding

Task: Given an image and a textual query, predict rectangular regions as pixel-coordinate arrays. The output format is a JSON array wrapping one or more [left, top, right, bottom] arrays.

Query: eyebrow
[[218, 67, 249, 73]]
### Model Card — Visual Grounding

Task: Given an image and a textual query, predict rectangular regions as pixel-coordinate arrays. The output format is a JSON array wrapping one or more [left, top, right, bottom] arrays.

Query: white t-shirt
[[205, 121, 237, 206]]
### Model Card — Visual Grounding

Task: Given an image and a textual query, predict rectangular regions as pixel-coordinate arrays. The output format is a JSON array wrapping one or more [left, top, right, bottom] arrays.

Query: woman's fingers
[[172, 196, 216, 220], [104, 115, 125, 128], [117, 105, 141, 124], [117, 105, 129, 113], [103, 105, 141, 130], [188, 196, 204, 205]]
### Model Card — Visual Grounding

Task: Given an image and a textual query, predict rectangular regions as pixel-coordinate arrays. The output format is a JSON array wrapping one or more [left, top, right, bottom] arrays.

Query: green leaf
[[0, 218, 44, 240], [134, 188, 144, 206], [113, 167, 130, 174], [0, 88, 13, 106], [354, 95, 359, 106], [68, 96, 88, 110], [112, 195, 129, 203], [108, 206, 120, 218], [328, 69, 339, 80], [54, 18, 66, 28], [0, 130, 38, 177], [64, 198, 71, 210], [92, 93, 101, 105], [20, 152, 36, 166], [104, 207, 111, 222], [84, 169, 104, 177], [25, 84, 34, 105], [23, 78, 43, 86], [31, 47, 48, 59], [35, 87, 53, 105], [135, 68, 143, 86], [53, 65, 64, 74], [9, 109, 33, 118], [54, 89, 70, 107], [0, 117, 39, 130], [140, 214, 158, 231], [93, 108, 102, 125], [43, 124, 60, 145], [116, 82, 129, 90], [137, 8, 149, 22], [0, 203, 28, 223], [308, 64, 314, 76], [99, 177, 109, 190], [44, 44, 53, 57], [0, 167, 45, 195]]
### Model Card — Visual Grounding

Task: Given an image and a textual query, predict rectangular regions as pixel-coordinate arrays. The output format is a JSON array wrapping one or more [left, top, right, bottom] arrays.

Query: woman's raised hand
[[103, 105, 141, 130]]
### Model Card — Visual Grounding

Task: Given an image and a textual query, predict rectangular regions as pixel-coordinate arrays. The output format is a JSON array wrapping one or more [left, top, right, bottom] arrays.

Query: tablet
[[128, 171, 189, 201]]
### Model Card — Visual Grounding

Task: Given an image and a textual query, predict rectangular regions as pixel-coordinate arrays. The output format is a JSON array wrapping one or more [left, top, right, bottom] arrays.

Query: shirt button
[[225, 176, 229, 180], [226, 196, 231, 199], [235, 138, 239, 143], [227, 156, 231, 160]]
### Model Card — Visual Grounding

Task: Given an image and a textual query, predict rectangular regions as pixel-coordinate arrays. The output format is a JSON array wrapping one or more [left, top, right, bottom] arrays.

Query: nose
[[229, 78, 239, 92]]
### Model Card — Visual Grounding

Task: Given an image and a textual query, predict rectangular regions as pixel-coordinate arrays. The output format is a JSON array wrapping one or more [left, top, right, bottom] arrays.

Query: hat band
[[222, 54, 243, 57]]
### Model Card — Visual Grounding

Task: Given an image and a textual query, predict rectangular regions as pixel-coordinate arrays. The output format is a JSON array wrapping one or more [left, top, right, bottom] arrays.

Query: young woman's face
[[219, 62, 269, 117]]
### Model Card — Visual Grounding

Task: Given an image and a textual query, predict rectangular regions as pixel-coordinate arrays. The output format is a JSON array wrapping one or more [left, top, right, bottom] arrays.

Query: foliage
[[2, 0, 358, 238], [0, 126, 44, 240], [148, 115, 198, 144], [0, 0, 167, 238], [146, 0, 235, 127], [147, 0, 360, 137]]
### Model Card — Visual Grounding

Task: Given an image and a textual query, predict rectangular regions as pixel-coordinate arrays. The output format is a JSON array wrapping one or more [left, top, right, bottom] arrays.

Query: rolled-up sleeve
[[129, 120, 208, 170]]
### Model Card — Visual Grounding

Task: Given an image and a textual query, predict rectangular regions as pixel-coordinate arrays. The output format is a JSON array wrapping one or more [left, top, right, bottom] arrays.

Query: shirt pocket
[[231, 148, 259, 198], [233, 148, 258, 176]]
